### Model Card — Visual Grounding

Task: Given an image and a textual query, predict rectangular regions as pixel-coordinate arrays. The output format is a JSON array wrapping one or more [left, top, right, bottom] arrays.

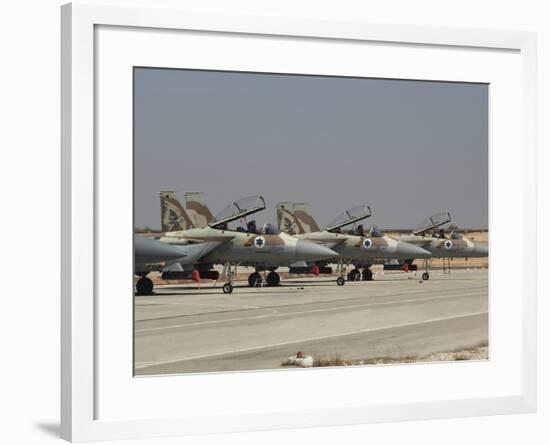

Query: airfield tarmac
[[134, 268, 488, 375]]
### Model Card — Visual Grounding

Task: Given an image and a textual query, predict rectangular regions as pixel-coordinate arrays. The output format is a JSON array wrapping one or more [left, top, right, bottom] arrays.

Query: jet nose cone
[[296, 240, 337, 261], [396, 241, 431, 259]]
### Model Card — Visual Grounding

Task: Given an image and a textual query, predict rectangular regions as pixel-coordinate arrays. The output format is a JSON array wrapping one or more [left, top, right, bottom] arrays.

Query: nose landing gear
[[336, 260, 349, 286], [421, 259, 431, 280], [222, 262, 237, 294], [442, 257, 452, 275], [222, 282, 233, 294]]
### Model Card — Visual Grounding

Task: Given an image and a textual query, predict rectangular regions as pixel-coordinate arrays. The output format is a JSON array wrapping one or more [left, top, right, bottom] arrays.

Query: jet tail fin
[[159, 191, 195, 232], [185, 192, 214, 228], [276, 202, 321, 234]]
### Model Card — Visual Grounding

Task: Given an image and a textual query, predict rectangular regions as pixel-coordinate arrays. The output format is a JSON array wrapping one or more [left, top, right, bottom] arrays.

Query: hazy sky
[[134, 68, 488, 230]]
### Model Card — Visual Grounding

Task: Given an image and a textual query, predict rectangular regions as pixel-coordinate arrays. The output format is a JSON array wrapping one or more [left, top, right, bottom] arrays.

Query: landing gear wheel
[[362, 269, 373, 281], [348, 269, 361, 281], [248, 272, 263, 287], [136, 276, 153, 295], [336, 276, 345, 286], [222, 283, 233, 294], [422, 272, 430, 280], [266, 271, 280, 287]]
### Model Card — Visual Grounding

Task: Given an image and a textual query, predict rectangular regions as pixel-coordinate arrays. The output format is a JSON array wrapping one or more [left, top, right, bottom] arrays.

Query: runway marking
[[135, 291, 485, 333], [136, 301, 260, 309], [135, 311, 488, 369], [135, 284, 487, 324]]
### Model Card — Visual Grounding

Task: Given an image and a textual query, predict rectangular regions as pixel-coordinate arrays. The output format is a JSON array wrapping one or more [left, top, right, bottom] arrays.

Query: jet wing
[[398, 234, 433, 249], [209, 195, 266, 228], [135, 235, 189, 264], [181, 240, 230, 263], [319, 238, 348, 250], [157, 235, 235, 263]]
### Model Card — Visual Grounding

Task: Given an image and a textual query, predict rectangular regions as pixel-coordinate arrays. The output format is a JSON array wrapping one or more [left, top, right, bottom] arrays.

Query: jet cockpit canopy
[[209, 195, 266, 229], [412, 211, 452, 235], [326, 204, 372, 232]]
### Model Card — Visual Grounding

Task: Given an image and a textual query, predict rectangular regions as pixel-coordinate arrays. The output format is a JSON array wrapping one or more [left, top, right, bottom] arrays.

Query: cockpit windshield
[[412, 211, 451, 235], [261, 222, 280, 235], [326, 204, 372, 232], [209, 195, 266, 229]]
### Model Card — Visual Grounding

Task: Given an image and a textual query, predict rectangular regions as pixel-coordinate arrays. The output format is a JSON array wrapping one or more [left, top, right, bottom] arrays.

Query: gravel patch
[[307, 345, 488, 367]]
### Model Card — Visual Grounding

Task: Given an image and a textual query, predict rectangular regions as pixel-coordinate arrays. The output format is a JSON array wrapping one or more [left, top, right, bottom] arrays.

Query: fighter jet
[[134, 235, 219, 294], [276, 202, 431, 285], [157, 193, 337, 293], [397, 212, 489, 280]]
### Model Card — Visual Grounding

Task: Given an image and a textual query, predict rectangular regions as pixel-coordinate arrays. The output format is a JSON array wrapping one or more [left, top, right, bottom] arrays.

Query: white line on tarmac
[[135, 291, 485, 333], [136, 301, 261, 309], [135, 311, 488, 369], [137, 283, 486, 319]]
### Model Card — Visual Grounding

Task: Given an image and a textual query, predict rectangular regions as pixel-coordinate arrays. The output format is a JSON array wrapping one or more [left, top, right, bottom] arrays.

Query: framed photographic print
[[61, 2, 537, 442]]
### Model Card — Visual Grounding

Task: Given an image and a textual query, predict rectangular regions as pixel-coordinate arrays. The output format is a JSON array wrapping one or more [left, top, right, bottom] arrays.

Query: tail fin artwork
[[276, 202, 321, 235], [185, 192, 214, 228], [159, 191, 195, 232]]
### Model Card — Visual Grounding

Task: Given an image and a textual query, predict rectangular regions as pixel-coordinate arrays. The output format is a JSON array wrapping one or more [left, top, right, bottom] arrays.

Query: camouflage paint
[[398, 233, 488, 258], [158, 194, 336, 268], [277, 202, 321, 234], [159, 191, 195, 232], [185, 191, 214, 228], [276, 202, 430, 264]]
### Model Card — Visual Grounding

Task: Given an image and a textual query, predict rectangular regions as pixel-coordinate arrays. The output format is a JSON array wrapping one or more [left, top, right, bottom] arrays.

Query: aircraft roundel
[[444, 240, 453, 249], [254, 236, 266, 248], [362, 238, 373, 249]]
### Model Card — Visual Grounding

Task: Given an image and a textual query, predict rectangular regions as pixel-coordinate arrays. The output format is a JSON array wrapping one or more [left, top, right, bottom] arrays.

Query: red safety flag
[[401, 263, 409, 272], [191, 269, 201, 287], [312, 264, 320, 276]]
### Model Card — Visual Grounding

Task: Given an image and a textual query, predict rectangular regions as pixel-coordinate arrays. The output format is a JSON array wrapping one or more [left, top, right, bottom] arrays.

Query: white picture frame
[[61, 2, 537, 442]]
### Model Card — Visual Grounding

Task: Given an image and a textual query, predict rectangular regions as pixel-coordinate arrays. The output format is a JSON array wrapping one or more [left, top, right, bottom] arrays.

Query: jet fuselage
[[398, 234, 488, 258], [159, 227, 336, 268], [293, 230, 431, 264]]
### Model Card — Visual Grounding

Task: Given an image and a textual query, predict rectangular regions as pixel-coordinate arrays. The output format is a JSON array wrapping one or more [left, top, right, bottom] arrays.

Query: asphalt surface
[[134, 269, 488, 375]]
